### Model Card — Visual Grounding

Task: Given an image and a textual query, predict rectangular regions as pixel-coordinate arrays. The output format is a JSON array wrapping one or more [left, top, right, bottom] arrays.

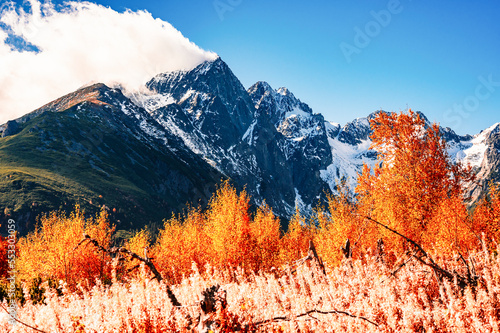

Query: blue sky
[[3, 0, 500, 135]]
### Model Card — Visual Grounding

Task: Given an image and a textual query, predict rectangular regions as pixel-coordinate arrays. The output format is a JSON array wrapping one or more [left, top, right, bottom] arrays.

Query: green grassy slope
[[0, 84, 222, 235]]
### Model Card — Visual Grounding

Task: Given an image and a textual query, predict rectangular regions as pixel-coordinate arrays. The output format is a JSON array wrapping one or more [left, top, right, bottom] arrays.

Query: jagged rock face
[[139, 60, 338, 216], [337, 117, 372, 145], [1, 120, 20, 137], [440, 127, 473, 143], [248, 81, 333, 208], [140, 60, 302, 216], [146, 58, 254, 134], [484, 132, 500, 183], [232, 108, 296, 213], [457, 124, 500, 201]]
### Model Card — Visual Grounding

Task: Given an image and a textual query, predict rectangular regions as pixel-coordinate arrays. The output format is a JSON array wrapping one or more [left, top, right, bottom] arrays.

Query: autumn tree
[[152, 182, 284, 282], [472, 183, 500, 247], [0, 234, 8, 280], [250, 203, 282, 271], [204, 182, 255, 270], [152, 207, 209, 282], [356, 110, 476, 253], [17, 206, 114, 288], [314, 182, 371, 265], [280, 208, 314, 263]]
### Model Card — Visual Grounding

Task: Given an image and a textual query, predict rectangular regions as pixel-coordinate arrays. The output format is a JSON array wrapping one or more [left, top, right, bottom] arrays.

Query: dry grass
[[2, 244, 500, 333]]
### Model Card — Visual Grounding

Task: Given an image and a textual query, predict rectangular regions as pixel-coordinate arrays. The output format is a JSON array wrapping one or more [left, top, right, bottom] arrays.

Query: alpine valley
[[1, 57, 499, 234]]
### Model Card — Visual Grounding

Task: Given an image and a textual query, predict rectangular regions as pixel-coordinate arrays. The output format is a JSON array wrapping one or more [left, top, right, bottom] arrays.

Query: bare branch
[[288, 240, 326, 276], [361, 215, 477, 288], [254, 308, 379, 327], [341, 239, 351, 259], [380, 251, 418, 283], [74, 234, 182, 307]]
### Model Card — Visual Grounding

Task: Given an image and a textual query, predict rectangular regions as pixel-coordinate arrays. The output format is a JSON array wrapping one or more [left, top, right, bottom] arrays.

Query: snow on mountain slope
[[450, 123, 500, 169], [319, 113, 496, 196], [131, 92, 176, 113], [247, 82, 332, 211], [319, 114, 379, 193], [140, 60, 333, 216], [320, 136, 375, 191], [449, 122, 500, 201], [242, 120, 257, 145]]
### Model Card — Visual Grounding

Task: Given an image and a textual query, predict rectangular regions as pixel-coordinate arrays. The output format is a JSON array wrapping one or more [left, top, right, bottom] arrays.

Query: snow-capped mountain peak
[[139, 58, 500, 214], [57, 58, 500, 217], [193, 56, 226, 76], [276, 87, 295, 98], [479, 122, 500, 140]]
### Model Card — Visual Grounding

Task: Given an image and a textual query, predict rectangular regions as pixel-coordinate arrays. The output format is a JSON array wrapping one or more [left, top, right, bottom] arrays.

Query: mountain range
[[1, 57, 498, 234]]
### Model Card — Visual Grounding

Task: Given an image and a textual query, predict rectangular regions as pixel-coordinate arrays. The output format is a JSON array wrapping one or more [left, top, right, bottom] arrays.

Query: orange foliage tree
[[249, 203, 282, 271], [152, 207, 209, 283], [356, 110, 476, 254], [280, 208, 314, 263], [152, 182, 285, 282], [17, 206, 114, 288], [314, 183, 371, 265], [121, 228, 152, 280], [472, 183, 500, 247], [204, 183, 256, 270]]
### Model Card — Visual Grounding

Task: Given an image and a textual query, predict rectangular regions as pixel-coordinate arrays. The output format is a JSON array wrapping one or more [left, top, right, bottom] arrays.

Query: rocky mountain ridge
[[132, 57, 498, 214], [1, 57, 498, 232]]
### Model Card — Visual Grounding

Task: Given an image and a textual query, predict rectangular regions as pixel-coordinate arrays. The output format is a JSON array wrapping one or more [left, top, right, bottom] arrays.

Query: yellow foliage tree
[[152, 208, 208, 283], [152, 182, 285, 281], [204, 182, 255, 270], [121, 228, 152, 279], [314, 183, 371, 265], [427, 196, 481, 254]]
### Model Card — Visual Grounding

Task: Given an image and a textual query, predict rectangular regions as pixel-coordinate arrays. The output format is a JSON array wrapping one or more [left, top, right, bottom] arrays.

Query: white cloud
[[0, 0, 217, 124]]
